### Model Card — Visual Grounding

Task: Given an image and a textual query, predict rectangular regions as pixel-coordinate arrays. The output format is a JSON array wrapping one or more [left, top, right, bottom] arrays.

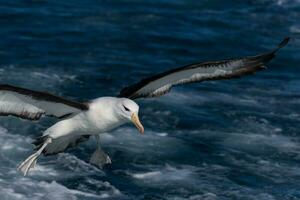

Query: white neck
[[85, 97, 128, 132]]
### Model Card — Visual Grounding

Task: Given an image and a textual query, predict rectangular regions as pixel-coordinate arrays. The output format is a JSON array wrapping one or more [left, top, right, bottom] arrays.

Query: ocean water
[[0, 0, 299, 199]]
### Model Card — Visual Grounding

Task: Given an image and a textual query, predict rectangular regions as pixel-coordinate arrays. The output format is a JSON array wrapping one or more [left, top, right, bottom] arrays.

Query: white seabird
[[0, 38, 289, 175]]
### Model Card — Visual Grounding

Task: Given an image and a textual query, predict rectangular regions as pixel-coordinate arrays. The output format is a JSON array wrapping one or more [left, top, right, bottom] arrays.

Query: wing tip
[[277, 37, 290, 51], [260, 37, 290, 63]]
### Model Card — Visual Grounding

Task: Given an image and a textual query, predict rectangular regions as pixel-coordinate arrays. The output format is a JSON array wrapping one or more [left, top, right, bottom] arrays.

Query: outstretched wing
[[0, 84, 88, 120], [118, 38, 290, 99]]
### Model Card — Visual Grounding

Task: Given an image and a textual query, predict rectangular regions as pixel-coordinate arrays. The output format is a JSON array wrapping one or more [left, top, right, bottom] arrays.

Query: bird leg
[[89, 134, 111, 168], [17, 137, 52, 176]]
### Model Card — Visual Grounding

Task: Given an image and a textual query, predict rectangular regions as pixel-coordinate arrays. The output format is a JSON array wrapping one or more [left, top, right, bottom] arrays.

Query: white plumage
[[16, 97, 142, 175]]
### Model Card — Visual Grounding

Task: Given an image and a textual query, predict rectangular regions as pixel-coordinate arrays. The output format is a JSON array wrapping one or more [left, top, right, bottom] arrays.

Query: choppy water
[[0, 0, 299, 199]]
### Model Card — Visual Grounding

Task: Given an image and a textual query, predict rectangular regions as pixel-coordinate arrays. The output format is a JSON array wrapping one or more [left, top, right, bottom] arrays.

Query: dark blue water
[[0, 0, 299, 199]]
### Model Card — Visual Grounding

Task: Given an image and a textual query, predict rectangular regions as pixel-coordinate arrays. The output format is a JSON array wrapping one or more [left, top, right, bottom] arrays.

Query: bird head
[[117, 98, 144, 134]]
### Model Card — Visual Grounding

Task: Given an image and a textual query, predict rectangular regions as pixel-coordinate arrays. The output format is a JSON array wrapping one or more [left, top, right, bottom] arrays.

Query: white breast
[[45, 97, 127, 139]]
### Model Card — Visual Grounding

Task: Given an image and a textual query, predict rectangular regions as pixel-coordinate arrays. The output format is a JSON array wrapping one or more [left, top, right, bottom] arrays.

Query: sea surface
[[0, 0, 299, 199]]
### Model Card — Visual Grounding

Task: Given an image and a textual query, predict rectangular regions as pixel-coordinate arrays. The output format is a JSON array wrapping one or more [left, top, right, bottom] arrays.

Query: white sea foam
[[275, 0, 300, 6], [155, 89, 261, 112], [0, 125, 122, 200], [100, 127, 187, 156], [167, 193, 218, 200], [0, 65, 79, 89], [290, 26, 300, 34], [129, 164, 200, 185], [132, 171, 162, 179], [156, 132, 168, 137]]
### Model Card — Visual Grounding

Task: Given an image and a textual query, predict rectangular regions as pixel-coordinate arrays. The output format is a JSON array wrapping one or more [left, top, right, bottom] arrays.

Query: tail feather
[[32, 135, 48, 149]]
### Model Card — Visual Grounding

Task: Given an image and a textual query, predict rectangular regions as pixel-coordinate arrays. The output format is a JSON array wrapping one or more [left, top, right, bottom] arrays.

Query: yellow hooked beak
[[131, 112, 144, 134]]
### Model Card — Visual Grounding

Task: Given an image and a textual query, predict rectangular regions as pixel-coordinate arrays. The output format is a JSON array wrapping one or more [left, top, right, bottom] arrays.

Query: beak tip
[[131, 112, 144, 135]]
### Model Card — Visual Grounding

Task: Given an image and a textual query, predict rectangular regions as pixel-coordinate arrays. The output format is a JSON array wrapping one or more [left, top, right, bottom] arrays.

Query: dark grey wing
[[0, 84, 88, 120], [119, 38, 290, 99]]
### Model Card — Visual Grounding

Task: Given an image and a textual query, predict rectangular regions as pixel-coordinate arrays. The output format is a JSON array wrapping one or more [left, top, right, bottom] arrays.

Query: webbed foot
[[89, 149, 111, 168]]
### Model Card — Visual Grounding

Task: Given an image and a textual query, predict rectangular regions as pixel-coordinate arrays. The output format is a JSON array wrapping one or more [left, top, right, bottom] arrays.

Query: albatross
[[0, 38, 289, 176]]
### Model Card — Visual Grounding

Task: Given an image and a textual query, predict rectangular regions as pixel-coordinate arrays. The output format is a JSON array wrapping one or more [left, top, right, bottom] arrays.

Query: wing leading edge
[[0, 84, 88, 120], [119, 38, 290, 99]]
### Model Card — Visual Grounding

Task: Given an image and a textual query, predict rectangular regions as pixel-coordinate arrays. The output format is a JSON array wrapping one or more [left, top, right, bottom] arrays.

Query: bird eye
[[123, 105, 130, 112]]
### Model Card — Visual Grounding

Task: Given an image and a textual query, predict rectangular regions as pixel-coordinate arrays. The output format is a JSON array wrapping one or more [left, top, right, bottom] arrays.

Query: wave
[[0, 126, 122, 200]]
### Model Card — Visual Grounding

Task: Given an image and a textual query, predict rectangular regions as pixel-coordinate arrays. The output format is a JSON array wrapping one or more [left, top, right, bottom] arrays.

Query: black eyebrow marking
[[123, 105, 130, 111]]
